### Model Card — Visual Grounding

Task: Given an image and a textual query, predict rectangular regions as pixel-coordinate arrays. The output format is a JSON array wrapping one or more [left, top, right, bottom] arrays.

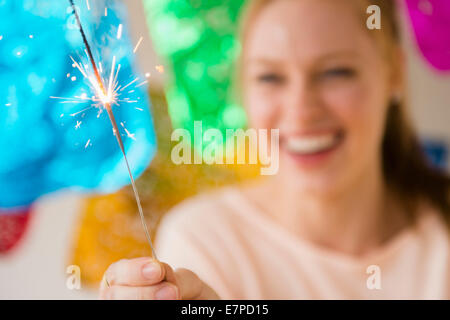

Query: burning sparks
[[117, 24, 123, 39], [121, 122, 136, 140], [52, 3, 148, 139], [155, 65, 164, 73], [52, 54, 143, 119], [133, 36, 143, 54], [53, 0, 158, 259], [135, 80, 148, 88]]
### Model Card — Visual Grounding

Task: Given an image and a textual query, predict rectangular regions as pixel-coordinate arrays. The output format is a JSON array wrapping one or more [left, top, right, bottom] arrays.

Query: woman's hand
[[99, 257, 220, 300]]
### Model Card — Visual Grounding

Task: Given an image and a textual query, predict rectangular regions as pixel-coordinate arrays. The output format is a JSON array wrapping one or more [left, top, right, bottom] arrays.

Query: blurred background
[[0, 0, 449, 299]]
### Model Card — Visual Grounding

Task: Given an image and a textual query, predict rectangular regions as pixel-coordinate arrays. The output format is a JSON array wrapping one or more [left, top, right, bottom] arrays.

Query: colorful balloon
[[405, 0, 450, 71], [0, 207, 32, 253], [0, 0, 156, 210], [143, 0, 247, 154]]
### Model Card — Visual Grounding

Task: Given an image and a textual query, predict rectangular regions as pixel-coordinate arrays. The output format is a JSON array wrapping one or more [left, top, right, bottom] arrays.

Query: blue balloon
[[0, 0, 157, 210]]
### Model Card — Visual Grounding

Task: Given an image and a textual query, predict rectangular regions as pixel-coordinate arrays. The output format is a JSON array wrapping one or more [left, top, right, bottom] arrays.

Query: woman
[[100, 0, 450, 299]]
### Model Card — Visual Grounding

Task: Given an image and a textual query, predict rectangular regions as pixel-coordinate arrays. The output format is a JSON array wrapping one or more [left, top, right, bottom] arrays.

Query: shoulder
[[415, 200, 450, 246]]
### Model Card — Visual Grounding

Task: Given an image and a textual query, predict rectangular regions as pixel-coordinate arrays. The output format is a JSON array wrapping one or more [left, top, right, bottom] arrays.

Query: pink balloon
[[404, 0, 450, 71]]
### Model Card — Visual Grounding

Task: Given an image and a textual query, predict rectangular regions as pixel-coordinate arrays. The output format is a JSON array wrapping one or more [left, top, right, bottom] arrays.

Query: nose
[[280, 75, 325, 129]]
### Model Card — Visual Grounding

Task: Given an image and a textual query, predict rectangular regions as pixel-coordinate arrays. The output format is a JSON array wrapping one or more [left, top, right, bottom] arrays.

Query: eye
[[319, 67, 356, 80], [256, 73, 284, 84]]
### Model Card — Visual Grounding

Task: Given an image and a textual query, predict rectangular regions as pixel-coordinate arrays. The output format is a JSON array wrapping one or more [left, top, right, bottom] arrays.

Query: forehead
[[244, 0, 372, 62]]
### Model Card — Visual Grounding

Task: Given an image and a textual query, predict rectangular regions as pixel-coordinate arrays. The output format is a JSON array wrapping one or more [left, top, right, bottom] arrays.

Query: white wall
[[0, 192, 97, 299]]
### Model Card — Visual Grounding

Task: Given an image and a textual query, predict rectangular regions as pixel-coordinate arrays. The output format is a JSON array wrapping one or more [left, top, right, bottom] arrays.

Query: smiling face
[[242, 0, 396, 195]]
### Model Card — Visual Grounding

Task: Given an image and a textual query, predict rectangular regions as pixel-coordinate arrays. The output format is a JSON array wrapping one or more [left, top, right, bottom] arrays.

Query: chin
[[287, 172, 341, 196], [278, 152, 348, 197]]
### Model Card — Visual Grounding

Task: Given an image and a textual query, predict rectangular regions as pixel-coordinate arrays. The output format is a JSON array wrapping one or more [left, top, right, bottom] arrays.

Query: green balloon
[[143, 0, 247, 153]]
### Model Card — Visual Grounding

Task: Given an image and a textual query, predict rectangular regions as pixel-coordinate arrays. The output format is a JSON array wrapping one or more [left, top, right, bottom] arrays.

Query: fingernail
[[155, 285, 178, 300], [142, 262, 161, 280]]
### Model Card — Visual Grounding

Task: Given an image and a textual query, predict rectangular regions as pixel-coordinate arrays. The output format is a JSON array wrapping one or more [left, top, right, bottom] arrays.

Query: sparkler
[[65, 0, 157, 259]]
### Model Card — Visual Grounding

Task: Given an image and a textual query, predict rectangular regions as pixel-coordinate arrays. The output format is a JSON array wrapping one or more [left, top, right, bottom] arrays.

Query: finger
[[100, 281, 180, 300], [160, 262, 177, 283], [99, 276, 106, 299], [99, 273, 109, 292], [105, 257, 165, 286], [174, 268, 220, 300]]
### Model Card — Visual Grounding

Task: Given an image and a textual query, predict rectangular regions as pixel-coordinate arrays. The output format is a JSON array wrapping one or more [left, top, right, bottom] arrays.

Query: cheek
[[244, 86, 280, 129], [322, 79, 389, 156]]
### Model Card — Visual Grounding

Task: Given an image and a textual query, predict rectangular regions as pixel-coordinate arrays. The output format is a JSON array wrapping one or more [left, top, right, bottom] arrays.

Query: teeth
[[286, 134, 338, 154]]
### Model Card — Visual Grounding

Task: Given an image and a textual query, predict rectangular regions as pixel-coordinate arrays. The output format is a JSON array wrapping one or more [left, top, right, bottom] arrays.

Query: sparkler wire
[[68, 0, 157, 260]]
